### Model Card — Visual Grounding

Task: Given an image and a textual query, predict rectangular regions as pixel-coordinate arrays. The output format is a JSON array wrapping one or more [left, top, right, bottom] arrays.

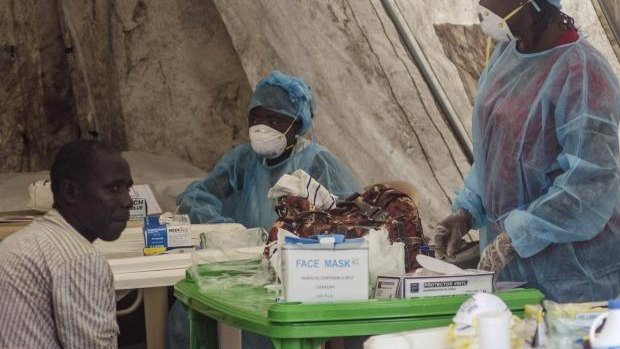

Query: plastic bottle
[[478, 310, 511, 349], [589, 299, 620, 349]]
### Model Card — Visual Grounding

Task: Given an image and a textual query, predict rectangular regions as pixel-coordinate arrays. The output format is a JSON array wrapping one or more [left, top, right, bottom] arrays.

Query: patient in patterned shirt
[[0, 139, 134, 348]]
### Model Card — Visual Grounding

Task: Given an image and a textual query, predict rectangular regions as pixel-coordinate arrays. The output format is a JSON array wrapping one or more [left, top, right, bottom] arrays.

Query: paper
[[416, 254, 469, 275], [129, 184, 162, 215]]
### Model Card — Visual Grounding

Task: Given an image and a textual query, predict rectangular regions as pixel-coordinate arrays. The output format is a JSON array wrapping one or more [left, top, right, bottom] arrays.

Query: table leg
[[218, 322, 241, 349], [272, 338, 326, 349], [189, 309, 219, 349], [143, 287, 168, 349]]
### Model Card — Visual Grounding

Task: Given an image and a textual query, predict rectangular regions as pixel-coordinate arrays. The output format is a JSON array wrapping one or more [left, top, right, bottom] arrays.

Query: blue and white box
[[281, 235, 369, 302], [143, 214, 193, 254]]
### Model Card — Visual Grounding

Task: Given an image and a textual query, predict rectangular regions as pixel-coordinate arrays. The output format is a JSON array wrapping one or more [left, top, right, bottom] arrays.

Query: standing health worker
[[435, 0, 620, 302]]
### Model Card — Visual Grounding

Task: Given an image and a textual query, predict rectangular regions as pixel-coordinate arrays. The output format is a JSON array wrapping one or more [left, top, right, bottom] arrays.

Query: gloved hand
[[434, 210, 473, 259], [477, 232, 516, 273]]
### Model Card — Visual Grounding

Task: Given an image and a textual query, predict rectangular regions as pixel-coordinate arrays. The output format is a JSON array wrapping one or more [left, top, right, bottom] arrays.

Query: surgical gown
[[453, 37, 620, 302], [177, 138, 362, 230]]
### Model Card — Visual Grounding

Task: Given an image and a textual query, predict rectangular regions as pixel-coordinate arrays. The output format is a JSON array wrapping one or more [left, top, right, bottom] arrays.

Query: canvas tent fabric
[[1, 0, 620, 231]]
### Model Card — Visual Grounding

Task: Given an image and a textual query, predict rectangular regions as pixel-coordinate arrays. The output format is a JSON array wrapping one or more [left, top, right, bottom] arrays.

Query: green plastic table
[[174, 263, 544, 349]]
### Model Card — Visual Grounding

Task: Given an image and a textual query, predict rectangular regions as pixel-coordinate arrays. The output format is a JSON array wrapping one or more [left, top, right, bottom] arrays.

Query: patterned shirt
[[0, 209, 118, 348]]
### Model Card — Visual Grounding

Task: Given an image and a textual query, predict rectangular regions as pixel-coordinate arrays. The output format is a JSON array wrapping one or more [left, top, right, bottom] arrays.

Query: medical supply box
[[375, 272, 494, 299], [281, 235, 369, 302], [143, 214, 193, 255], [129, 197, 147, 220]]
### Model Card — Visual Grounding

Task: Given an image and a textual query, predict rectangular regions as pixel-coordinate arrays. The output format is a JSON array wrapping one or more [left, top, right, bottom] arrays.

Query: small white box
[[129, 197, 147, 220], [282, 239, 369, 302], [402, 272, 494, 298], [374, 276, 403, 299]]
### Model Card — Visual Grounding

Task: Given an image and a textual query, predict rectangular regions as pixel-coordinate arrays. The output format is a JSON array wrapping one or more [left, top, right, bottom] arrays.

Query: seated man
[[0, 139, 134, 348], [168, 71, 362, 348]]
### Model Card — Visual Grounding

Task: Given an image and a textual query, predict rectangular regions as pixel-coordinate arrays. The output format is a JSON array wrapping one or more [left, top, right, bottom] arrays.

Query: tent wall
[[0, 0, 251, 172], [212, 0, 471, 228], [0, 0, 80, 172], [108, 0, 251, 170], [1, 0, 620, 229]]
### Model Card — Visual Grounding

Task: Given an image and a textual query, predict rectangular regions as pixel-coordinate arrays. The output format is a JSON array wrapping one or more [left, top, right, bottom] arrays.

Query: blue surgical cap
[[249, 71, 314, 136]]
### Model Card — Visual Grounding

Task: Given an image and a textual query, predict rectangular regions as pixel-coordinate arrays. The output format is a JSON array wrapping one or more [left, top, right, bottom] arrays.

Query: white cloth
[[267, 169, 337, 210]]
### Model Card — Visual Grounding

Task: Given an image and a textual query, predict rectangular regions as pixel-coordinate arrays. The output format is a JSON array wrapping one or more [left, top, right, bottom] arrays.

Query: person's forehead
[[249, 107, 291, 122], [88, 152, 132, 184]]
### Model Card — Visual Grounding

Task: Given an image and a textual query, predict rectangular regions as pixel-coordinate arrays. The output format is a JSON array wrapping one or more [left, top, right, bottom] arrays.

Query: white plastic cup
[[478, 311, 511, 349]]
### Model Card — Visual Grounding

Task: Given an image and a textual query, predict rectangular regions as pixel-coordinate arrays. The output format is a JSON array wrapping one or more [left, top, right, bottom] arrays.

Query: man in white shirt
[[0, 139, 134, 348]]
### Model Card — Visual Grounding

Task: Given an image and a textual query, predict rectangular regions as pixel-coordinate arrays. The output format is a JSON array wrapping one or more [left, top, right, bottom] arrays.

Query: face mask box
[[281, 236, 369, 302], [142, 214, 193, 255]]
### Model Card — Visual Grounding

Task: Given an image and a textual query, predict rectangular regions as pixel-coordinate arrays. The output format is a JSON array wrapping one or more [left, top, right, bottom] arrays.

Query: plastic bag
[[188, 259, 276, 306], [363, 228, 405, 292], [544, 299, 608, 349], [189, 227, 271, 299], [198, 227, 267, 249]]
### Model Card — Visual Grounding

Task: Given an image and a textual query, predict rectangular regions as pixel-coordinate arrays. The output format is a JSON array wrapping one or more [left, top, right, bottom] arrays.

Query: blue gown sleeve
[[504, 52, 620, 258], [452, 164, 486, 229], [308, 149, 362, 200], [450, 43, 508, 229], [176, 150, 238, 224]]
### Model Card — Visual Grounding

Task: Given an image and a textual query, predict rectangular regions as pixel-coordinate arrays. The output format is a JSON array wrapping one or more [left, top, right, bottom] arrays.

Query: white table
[[100, 222, 263, 349], [110, 254, 190, 349]]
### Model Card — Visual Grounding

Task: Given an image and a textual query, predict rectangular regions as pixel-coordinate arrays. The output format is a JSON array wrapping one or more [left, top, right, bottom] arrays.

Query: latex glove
[[434, 210, 473, 259], [477, 232, 516, 273]]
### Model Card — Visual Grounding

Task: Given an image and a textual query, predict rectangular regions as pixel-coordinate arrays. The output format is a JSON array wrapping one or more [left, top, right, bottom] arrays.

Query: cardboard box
[[143, 215, 194, 255], [282, 237, 369, 302], [373, 271, 494, 299], [374, 276, 403, 299], [129, 198, 147, 220], [402, 272, 493, 298], [129, 184, 162, 220]]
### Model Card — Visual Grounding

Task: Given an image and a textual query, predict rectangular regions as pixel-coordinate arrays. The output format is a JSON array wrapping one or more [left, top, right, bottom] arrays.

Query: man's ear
[[60, 180, 80, 204]]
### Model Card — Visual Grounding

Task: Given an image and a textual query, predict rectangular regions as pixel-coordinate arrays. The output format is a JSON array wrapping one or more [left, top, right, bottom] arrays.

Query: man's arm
[[53, 254, 118, 348]]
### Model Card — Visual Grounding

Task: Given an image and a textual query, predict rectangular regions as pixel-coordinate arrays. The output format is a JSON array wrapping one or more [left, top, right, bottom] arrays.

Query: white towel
[[267, 169, 337, 210]]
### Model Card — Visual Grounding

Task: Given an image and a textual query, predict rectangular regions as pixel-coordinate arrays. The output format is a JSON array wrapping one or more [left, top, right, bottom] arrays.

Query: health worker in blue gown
[[176, 71, 361, 230], [435, 0, 620, 303], [167, 70, 362, 349]]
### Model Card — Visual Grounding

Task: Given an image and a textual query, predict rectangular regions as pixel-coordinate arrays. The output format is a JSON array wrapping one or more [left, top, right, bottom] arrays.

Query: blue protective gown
[[177, 138, 362, 230], [453, 37, 620, 302], [168, 138, 361, 349]]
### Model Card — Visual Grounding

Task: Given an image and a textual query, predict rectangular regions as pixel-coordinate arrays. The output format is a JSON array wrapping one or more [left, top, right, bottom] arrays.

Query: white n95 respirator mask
[[249, 125, 289, 159], [478, 1, 535, 42]]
